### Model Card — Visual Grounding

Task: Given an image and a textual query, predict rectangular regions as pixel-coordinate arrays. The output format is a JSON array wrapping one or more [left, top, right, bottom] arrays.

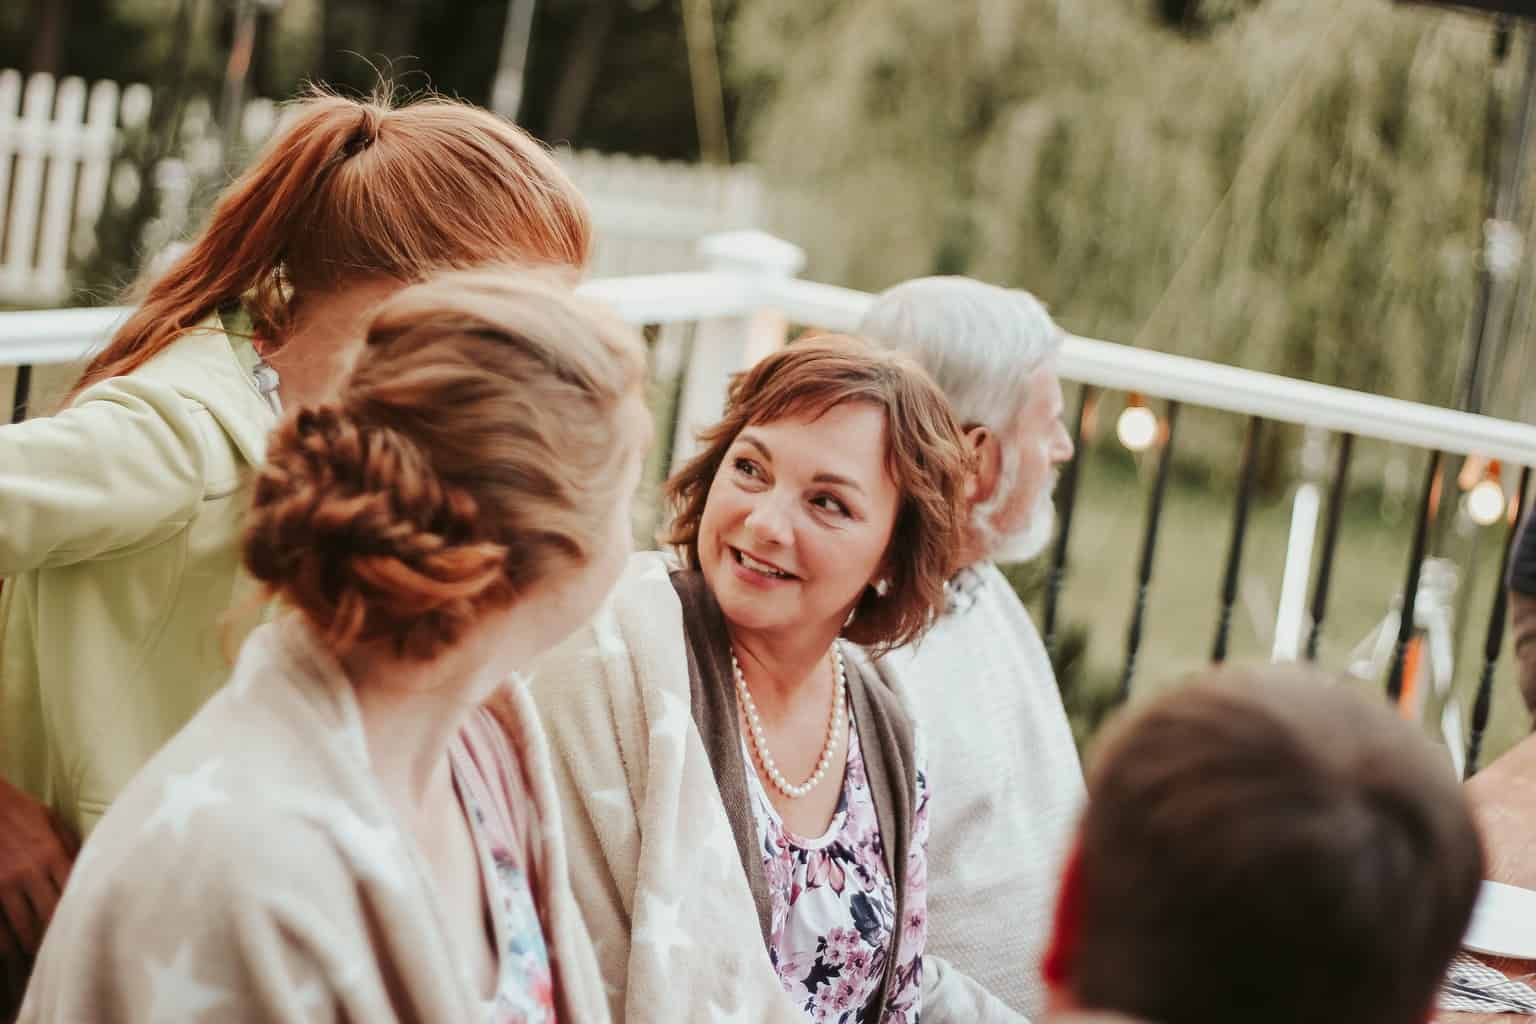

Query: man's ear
[[965, 425, 1003, 508], [1042, 836, 1085, 997]]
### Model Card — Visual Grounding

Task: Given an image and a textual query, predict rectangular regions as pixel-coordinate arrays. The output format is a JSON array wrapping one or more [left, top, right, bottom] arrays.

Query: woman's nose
[[744, 492, 793, 546]]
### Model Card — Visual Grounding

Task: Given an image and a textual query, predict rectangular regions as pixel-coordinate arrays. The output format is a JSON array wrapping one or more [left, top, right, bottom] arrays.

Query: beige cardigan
[[526, 552, 802, 1022], [526, 552, 1019, 1023], [19, 617, 610, 1023]]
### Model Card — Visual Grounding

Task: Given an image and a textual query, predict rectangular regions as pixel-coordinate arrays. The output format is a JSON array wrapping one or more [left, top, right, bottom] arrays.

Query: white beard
[[972, 450, 1058, 565], [987, 487, 1056, 564]]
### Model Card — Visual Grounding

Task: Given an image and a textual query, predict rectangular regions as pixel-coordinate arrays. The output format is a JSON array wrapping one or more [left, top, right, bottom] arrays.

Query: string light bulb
[[1117, 394, 1158, 452], [1467, 463, 1506, 526]]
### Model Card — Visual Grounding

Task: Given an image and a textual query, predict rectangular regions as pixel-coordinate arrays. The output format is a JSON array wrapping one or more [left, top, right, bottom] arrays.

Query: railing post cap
[[697, 230, 806, 277]]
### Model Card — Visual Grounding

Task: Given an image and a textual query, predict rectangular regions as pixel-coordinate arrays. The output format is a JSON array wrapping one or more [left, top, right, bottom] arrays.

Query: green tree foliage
[[732, 0, 1499, 406]]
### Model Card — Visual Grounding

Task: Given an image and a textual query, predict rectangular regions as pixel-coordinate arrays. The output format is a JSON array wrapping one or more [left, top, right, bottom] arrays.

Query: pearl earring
[[873, 578, 890, 597]]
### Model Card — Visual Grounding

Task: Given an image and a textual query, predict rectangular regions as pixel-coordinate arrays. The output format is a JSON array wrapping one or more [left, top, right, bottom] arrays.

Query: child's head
[[1044, 667, 1482, 1024], [242, 269, 648, 664]]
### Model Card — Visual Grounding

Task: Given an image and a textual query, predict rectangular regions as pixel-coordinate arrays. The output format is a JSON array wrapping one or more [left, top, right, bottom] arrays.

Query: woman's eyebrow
[[738, 433, 772, 461], [812, 471, 865, 495], [738, 432, 866, 495]]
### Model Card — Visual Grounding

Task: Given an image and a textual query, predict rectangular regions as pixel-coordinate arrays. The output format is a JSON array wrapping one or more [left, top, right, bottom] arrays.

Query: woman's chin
[[711, 588, 791, 635]]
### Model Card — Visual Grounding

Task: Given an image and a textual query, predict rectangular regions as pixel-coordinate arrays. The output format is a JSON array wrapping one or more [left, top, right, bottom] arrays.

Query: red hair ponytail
[[71, 90, 589, 401]]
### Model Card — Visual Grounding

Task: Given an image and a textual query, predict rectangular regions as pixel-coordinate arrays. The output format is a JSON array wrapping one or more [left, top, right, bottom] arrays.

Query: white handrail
[[758, 277, 1536, 466], [3, 267, 1535, 465], [0, 274, 761, 368], [0, 305, 131, 365]]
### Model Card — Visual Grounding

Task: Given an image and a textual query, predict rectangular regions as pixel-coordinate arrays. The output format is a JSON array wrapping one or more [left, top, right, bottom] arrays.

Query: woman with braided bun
[[0, 88, 590, 1008], [19, 270, 649, 1023]]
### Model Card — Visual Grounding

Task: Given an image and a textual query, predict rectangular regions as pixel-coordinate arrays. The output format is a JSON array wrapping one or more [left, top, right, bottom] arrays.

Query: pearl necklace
[[731, 643, 847, 800]]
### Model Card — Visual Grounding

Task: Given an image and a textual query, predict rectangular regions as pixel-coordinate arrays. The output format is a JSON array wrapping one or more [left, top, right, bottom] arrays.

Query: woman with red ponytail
[[0, 89, 590, 1012]]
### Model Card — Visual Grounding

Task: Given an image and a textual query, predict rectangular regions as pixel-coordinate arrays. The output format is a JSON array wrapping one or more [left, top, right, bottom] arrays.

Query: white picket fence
[[0, 71, 151, 304], [0, 69, 764, 306]]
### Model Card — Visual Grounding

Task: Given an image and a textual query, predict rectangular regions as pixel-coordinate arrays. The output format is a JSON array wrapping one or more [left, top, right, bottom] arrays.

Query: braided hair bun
[[243, 270, 645, 660]]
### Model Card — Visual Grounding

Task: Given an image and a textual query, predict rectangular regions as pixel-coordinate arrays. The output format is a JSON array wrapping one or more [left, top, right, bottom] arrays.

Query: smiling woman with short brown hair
[[525, 334, 1016, 1023], [663, 335, 969, 653]]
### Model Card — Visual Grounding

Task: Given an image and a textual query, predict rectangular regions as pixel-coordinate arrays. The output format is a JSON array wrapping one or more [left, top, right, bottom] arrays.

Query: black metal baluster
[[1386, 450, 1444, 703], [1466, 465, 1531, 778], [1306, 433, 1354, 661], [1043, 385, 1093, 661], [1212, 417, 1262, 663], [11, 364, 32, 423], [1118, 401, 1180, 704]]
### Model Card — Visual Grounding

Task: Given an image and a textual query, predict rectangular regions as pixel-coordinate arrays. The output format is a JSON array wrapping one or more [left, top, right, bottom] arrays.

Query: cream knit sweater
[[878, 561, 1086, 1020]]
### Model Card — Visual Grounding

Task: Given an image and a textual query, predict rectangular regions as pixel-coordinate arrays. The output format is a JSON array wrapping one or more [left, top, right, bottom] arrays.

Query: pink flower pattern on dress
[[746, 714, 930, 1023], [459, 781, 560, 1024]]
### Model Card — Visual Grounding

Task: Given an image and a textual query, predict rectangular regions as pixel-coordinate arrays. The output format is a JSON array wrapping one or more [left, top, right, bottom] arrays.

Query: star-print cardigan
[[524, 551, 1017, 1024], [18, 615, 611, 1024]]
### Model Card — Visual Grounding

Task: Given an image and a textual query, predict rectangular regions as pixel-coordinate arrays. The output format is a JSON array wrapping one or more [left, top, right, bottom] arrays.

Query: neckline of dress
[[740, 708, 859, 850]]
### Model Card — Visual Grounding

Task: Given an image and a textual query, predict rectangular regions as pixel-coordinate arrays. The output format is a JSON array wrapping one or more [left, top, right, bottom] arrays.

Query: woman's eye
[[733, 457, 760, 479], [812, 495, 851, 517]]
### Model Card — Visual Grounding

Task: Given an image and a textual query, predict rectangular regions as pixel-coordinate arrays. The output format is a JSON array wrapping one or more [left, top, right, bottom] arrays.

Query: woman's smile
[[728, 546, 801, 585]]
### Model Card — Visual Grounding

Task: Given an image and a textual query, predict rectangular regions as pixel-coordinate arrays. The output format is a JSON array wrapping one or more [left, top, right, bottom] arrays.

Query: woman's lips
[[728, 545, 798, 587]]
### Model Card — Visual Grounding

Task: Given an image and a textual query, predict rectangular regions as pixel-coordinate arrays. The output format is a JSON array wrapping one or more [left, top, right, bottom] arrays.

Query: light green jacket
[[0, 318, 276, 837]]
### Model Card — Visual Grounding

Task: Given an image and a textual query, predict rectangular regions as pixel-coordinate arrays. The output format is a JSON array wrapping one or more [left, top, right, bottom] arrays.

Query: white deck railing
[[6, 231, 1534, 465], [4, 228, 1535, 773]]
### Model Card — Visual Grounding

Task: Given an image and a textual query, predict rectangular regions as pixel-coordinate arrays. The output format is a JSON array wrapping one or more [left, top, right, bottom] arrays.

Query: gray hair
[[856, 276, 1063, 430]]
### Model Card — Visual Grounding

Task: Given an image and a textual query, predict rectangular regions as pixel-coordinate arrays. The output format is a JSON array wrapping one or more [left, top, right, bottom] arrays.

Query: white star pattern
[[143, 760, 228, 841], [144, 943, 229, 1024], [633, 891, 692, 969], [327, 810, 407, 891], [709, 997, 753, 1024], [281, 796, 408, 891], [648, 688, 689, 748]]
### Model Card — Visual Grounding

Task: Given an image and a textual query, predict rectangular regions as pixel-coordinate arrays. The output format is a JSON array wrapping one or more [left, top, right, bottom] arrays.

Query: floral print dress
[[457, 771, 559, 1024], [744, 709, 930, 1023]]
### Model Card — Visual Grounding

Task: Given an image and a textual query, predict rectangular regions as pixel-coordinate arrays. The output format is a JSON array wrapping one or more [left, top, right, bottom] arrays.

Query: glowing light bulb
[[1467, 478, 1506, 526], [1117, 404, 1158, 452]]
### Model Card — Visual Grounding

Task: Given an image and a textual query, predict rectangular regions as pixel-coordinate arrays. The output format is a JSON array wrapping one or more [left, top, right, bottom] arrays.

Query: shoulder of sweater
[[94, 320, 274, 465], [77, 759, 371, 941], [526, 550, 691, 712]]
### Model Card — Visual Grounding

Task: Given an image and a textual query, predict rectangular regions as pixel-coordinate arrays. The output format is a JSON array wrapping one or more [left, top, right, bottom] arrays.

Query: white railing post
[[669, 230, 805, 471]]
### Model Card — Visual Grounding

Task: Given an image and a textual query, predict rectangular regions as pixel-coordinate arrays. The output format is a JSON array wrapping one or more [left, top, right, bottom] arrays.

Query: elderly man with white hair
[[860, 277, 1084, 1022]]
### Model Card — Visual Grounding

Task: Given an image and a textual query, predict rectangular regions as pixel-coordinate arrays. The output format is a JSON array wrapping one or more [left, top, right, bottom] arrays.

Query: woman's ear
[[965, 425, 1003, 508]]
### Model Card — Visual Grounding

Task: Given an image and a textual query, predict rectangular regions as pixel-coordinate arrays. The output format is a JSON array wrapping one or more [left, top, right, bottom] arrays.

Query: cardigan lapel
[[669, 570, 921, 1015], [669, 569, 775, 947]]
